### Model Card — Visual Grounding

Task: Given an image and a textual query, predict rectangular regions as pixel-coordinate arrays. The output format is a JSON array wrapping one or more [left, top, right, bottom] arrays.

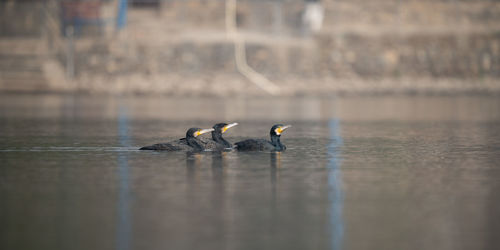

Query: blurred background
[[1, 0, 499, 95], [1, 1, 500, 250]]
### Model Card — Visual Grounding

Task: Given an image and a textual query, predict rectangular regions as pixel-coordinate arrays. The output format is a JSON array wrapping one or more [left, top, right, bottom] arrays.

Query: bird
[[139, 127, 214, 151], [235, 124, 291, 151], [175, 122, 238, 151], [204, 122, 239, 150]]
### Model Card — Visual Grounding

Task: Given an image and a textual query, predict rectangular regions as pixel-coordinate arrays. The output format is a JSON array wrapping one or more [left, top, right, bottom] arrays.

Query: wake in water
[[0, 147, 139, 152]]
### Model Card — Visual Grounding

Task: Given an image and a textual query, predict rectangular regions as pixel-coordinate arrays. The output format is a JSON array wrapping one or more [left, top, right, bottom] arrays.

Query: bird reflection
[[270, 151, 282, 169], [186, 152, 203, 183], [270, 151, 282, 185], [210, 151, 227, 209], [211, 151, 227, 203], [185, 151, 229, 184], [270, 152, 282, 212], [211, 151, 228, 176]]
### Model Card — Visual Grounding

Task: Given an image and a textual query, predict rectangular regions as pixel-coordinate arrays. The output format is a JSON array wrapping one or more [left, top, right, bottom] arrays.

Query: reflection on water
[[117, 105, 131, 250], [328, 119, 343, 250], [0, 94, 499, 250]]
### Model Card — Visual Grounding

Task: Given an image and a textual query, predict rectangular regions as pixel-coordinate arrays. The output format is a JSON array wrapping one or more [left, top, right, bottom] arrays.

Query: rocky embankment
[[1, 0, 499, 95]]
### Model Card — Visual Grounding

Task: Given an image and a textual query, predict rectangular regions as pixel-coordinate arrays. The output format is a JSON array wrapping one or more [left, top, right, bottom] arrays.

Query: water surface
[[1, 94, 499, 250]]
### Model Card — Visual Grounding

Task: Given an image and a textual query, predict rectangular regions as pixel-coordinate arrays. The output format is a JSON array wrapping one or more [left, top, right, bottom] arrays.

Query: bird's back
[[235, 139, 275, 151], [140, 138, 192, 151], [139, 142, 183, 151], [183, 137, 228, 151], [179, 137, 217, 148]]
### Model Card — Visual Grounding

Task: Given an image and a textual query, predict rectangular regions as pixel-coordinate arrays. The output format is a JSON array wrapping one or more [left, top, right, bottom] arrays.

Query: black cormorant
[[176, 122, 238, 151], [205, 122, 238, 150], [139, 127, 214, 151], [235, 124, 291, 151]]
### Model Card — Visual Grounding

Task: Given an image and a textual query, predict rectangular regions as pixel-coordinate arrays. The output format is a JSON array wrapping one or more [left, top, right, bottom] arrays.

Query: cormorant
[[139, 127, 214, 151], [176, 122, 238, 151], [235, 124, 291, 151]]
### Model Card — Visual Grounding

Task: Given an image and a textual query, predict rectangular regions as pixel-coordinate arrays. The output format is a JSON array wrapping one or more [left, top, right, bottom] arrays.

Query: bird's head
[[270, 124, 291, 136], [187, 127, 215, 138], [213, 122, 238, 134]]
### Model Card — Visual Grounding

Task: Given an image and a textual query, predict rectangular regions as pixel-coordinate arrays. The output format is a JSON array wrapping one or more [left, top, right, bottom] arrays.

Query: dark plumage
[[235, 124, 291, 152], [205, 122, 238, 150], [175, 122, 238, 151], [140, 127, 214, 151]]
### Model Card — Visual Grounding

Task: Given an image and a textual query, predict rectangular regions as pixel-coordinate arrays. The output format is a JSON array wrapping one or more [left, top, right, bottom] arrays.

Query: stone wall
[[317, 32, 500, 78], [1, 0, 500, 94], [80, 0, 500, 79], [66, 30, 500, 80], [0, 2, 46, 37]]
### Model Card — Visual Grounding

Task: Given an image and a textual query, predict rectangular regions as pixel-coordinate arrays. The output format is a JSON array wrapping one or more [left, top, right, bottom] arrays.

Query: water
[[1, 94, 499, 250]]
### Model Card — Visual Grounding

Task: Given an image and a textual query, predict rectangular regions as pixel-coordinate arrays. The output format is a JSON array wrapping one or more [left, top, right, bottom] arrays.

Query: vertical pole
[[117, 0, 128, 30]]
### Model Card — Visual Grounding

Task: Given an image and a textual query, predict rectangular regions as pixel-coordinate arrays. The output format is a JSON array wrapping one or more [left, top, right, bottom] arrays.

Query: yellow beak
[[195, 128, 215, 137], [275, 125, 291, 135], [222, 122, 238, 133]]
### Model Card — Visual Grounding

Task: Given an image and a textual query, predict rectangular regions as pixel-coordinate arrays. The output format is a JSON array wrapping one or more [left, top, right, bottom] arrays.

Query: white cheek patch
[[275, 128, 281, 135]]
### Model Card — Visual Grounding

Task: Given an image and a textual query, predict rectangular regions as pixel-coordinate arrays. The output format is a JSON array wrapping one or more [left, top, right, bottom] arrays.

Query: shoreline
[[2, 75, 499, 97]]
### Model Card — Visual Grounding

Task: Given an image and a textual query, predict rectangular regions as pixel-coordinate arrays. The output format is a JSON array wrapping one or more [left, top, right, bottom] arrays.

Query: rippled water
[[1, 94, 499, 250]]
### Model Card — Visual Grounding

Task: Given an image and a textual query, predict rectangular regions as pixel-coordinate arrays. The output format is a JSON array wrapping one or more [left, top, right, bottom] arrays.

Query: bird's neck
[[270, 134, 283, 149], [213, 132, 231, 148], [187, 137, 204, 151]]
